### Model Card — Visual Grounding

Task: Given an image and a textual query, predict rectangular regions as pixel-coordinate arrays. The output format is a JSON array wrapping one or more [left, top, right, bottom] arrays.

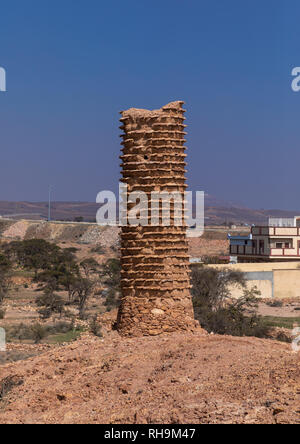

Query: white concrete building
[[229, 217, 300, 262]]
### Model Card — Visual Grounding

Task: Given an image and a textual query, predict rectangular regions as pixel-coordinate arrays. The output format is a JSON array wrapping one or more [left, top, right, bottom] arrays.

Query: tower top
[[120, 101, 185, 121]]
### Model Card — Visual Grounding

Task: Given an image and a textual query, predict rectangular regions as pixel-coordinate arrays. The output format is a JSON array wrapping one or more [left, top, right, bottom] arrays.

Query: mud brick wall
[[117, 101, 197, 337]]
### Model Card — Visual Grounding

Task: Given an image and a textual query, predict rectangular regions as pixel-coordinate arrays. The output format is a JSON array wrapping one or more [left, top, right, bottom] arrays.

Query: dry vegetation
[[0, 221, 299, 424], [0, 221, 121, 348]]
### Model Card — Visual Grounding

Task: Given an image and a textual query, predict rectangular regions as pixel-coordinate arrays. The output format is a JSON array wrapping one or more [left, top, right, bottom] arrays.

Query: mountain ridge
[[0, 199, 299, 226]]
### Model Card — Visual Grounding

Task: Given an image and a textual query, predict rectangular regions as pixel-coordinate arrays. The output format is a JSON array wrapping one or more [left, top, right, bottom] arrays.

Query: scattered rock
[[0, 332, 299, 424]]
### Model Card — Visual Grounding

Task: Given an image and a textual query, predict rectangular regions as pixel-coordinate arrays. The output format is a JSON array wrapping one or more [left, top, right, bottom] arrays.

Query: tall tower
[[117, 101, 196, 336]]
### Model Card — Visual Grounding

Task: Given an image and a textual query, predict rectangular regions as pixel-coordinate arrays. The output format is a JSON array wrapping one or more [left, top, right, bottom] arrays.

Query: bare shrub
[[0, 376, 23, 401], [89, 316, 103, 338], [266, 300, 283, 308], [0, 308, 6, 319]]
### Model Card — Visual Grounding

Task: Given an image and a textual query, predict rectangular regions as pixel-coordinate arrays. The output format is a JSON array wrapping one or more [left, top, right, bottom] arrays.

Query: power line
[[48, 185, 53, 222]]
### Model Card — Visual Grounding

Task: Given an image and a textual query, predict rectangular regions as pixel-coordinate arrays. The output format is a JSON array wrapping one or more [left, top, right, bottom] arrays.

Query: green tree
[[100, 258, 121, 310], [36, 289, 65, 319], [191, 266, 267, 337], [101, 258, 121, 289], [80, 258, 99, 278], [2, 239, 78, 276], [68, 277, 95, 318], [37, 258, 79, 293], [0, 254, 12, 305], [30, 323, 47, 344]]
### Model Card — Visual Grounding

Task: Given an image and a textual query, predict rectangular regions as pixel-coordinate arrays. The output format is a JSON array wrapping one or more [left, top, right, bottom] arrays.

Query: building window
[[276, 243, 283, 249], [259, 240, 264, 254]]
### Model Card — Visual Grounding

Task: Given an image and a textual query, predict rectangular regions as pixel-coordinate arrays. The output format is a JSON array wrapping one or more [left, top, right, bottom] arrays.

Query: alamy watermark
[[291, 67, 300, 92], [96, 184, 204, 237], [0, 327, 6, 352], [0, 67, 6, 92], [292, 326, 300, 352]]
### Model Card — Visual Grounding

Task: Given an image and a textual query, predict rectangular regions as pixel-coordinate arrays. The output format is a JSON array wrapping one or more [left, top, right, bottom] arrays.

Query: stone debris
[[1, 219, 223, 261], [1, 220, 119, 249], [0, 332, 299, 424], [80, 226, 119, 247], [2, 220, 30, 239]]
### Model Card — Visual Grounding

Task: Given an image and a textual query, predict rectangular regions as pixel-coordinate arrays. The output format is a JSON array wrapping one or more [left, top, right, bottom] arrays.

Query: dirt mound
[[265, 327, 293, 343], [0, 332, 299, 424], [2, 220, 31, 239], [0, 343, 53, 366], [2, 221, 231, 260], [81, 226, 119, 247]]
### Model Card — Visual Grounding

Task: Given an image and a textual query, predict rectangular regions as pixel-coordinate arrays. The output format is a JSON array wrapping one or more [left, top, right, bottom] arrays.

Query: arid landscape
[[1, 199, 300, 225], [0, 219, 299, 424], [2, 0, 300, 429], [0, 330, 299, 424]]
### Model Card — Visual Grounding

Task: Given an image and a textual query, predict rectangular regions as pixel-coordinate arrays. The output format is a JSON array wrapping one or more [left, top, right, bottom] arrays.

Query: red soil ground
[[0, 330, 299, 424]]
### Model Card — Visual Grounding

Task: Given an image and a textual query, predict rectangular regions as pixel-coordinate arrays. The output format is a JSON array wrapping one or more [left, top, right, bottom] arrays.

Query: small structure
[[229, 217, 300, 262]]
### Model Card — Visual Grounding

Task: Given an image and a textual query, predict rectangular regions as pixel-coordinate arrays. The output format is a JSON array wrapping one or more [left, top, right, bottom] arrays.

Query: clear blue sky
[[0, 0, 299, 209]]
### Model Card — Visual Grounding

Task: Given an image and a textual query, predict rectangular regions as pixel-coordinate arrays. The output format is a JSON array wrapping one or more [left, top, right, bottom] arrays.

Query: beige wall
[[252, 227, 299, 236], [207, 262, 300, 299], [275, 228, 298, 236], [273, 269, 300, 299], [229, 280, 273, 299], [208, 262, 300, 272]]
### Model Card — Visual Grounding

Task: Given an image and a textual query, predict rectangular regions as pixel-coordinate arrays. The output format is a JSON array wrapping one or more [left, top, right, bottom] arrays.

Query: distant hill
[[0, 199, 299, 226], [204, 206, 299, 226], [0, 201, 99, 222]]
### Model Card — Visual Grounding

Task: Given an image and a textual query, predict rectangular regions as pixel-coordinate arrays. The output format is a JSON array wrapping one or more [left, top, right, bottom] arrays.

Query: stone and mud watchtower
[[117, 101, 197, 336]]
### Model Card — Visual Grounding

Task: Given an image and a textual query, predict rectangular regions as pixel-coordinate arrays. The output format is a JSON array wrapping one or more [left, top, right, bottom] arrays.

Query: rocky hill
[[0, 219, 120, 248], [0, 219, 230, 259], [0, 329, 299, 424]]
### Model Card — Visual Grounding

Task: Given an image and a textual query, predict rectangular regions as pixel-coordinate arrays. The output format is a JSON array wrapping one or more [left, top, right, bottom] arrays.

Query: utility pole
[[48, 185, 53, 222]]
